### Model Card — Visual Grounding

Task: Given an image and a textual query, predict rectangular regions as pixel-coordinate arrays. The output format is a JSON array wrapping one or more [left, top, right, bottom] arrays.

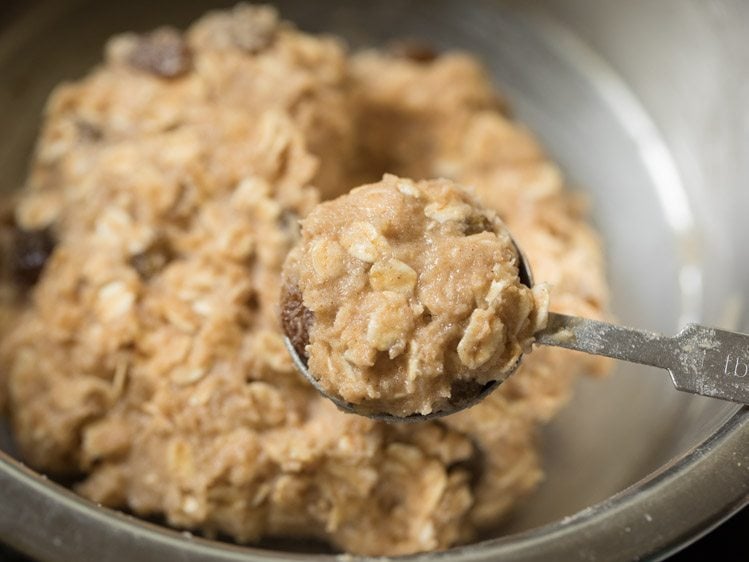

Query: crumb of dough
[[0, 3, 610, 556], [282, 175, 549, 417]]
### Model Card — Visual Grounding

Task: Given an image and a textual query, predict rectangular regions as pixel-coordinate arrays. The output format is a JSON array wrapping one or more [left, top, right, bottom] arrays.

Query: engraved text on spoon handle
[[535, 312, 749, 404]]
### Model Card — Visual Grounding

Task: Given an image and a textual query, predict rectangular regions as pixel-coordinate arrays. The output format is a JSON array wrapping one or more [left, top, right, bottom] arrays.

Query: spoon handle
[[536, 312, 749, 404]]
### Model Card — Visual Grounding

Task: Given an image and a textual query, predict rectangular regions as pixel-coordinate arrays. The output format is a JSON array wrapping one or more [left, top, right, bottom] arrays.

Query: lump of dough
[[282, 174, 549, 417]]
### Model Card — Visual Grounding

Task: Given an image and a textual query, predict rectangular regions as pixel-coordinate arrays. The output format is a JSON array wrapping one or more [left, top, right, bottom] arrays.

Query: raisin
[[278, 209, 301, 241], [246, 292, 260, 311], [447, 437, 486, 489], [229, 5, 279, 53], [128, 28, 192, 79], [130, 237, 174, 280], [280, 282, 314, 363], [448, 379, 487, 407], [11, 227, 55, 287], [389, 39, 439, 63], [75, 119, 103, 142], [464, 214, 494, 236]]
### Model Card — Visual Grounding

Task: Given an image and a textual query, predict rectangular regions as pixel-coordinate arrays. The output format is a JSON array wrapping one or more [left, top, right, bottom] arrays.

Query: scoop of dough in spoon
[[282, 176, 749, 419], [280, 174, 549, 421]]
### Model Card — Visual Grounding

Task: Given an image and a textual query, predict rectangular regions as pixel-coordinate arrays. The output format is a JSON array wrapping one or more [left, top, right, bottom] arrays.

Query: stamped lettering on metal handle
[[723, 354, 749, 378], [537, 314, 749, 405], [668, 324, 749, 403]]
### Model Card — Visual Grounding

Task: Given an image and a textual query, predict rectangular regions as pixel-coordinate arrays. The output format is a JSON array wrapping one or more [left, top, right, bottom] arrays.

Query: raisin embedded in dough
[[280, 281, 314, 363], [128, 28, 192, 78], [10, 227, 55, 288]]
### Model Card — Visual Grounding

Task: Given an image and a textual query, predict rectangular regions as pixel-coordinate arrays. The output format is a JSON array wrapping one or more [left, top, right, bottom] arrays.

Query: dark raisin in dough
[[130, 237, 174, 280], [11, 227, 55, 287], [280, 282, 314, 363], [389, 39, 439, 63], [128, 28, 192, 79]]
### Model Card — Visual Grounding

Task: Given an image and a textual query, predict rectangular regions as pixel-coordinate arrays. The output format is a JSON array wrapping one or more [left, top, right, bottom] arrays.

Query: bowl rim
[[0, 1, 747, 560]]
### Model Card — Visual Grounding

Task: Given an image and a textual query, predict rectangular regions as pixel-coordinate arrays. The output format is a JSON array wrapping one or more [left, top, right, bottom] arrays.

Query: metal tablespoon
[[284, 241, 749, 422]]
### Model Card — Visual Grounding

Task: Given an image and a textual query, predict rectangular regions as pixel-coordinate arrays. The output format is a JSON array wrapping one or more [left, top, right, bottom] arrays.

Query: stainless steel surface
[[0, 0, 747, 561], [539, 314, 749, 404]]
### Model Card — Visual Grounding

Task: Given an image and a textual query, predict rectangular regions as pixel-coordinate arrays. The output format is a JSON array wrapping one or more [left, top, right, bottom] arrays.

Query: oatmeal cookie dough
[[282, 175, 549, 417], [0, 4, 609, 556], [0, 7, 475, 555]]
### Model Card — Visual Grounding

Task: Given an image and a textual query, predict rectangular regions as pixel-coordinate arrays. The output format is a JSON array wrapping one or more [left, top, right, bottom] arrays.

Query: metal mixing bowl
[[1, 1, 747, 560]]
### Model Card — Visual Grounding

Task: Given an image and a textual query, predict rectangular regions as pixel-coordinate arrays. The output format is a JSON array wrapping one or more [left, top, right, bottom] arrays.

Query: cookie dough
[[0, 4, 610, 556], [282, 175, 549, 417]]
